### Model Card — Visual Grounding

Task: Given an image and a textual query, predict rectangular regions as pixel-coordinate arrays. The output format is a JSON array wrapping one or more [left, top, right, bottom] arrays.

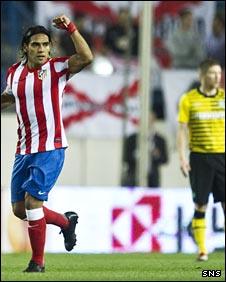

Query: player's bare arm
[[52, 14, 93, 74], [1, 92, 15, 110], [177, 122, 191, 177]]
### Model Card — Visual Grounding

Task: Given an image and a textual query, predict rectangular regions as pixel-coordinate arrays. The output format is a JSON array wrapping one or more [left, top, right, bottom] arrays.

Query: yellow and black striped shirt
[[178, 88, 225, 153]]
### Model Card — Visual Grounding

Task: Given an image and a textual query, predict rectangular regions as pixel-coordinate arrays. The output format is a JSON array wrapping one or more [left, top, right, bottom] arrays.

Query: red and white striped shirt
[[5, 57, 71, 155]]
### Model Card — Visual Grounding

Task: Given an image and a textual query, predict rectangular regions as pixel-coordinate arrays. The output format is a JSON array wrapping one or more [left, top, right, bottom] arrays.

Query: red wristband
[[67, 22, 77, 34]]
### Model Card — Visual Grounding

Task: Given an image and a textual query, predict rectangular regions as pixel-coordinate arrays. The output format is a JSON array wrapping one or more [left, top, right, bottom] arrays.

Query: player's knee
[[12, 206, 26, 220], [25, 193, 43, 210]]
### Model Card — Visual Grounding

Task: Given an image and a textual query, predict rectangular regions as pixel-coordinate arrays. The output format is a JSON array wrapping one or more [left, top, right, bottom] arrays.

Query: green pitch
[[1, 252, 225, 281]]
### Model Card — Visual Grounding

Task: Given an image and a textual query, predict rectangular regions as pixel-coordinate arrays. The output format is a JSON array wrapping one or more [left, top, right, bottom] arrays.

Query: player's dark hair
[[19, 25, 52, 63], [199, 58, 221, 74], [179, 8, 192, 18]]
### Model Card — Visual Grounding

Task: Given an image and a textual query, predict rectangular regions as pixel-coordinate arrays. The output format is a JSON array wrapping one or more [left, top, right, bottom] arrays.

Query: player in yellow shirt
[[177, 58, 225, 261]]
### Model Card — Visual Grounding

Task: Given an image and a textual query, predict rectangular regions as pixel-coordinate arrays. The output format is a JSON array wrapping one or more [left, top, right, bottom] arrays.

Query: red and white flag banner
[[63, 68, 224, 139], [62, 71, 140, 138]]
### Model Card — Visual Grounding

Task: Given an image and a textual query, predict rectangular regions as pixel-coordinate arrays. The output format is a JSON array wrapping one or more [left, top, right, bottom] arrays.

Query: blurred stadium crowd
[[1, 1, 225, 119]]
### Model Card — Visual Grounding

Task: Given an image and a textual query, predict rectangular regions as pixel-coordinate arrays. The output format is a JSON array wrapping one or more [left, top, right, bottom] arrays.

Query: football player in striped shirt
[[1, 15, 93, 272], [177, 58, 225, 261]]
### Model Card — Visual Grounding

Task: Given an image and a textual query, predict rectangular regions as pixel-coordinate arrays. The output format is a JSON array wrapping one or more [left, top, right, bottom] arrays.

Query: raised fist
[[52, 15, 71, 30]]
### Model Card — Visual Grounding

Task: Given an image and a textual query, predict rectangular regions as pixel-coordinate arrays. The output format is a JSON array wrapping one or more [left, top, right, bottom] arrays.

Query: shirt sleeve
[[4, 69, 13, 95], [177, 93, 190, 123], [51, 56, 70, 80], [52, 57, 69, 71], [51, 57, 72, 81]]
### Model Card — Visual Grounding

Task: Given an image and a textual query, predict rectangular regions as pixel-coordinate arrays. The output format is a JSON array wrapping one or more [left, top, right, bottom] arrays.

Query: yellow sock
[[192, 218, 207, 254]]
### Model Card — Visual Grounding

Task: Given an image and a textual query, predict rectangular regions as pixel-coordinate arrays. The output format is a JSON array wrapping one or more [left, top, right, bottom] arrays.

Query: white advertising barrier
[[1, 187, 224, 253]]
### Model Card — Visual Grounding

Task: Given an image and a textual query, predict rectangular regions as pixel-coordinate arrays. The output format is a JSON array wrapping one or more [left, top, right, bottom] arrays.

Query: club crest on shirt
[[38, 69, 47, 80]]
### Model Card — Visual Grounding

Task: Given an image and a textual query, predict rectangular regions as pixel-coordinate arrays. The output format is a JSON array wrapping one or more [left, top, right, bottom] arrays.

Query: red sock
[[43, 206, 69, 229], [28, 217, 46, 266]]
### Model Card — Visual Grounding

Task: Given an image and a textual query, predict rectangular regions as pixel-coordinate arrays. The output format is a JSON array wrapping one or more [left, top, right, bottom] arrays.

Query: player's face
[[203, 65, 222, 89], [25, 34, 50, 68], [181, 14, 193, 29]]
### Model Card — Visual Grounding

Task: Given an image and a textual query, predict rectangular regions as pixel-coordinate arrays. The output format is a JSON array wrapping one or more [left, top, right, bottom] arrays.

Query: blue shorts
[[11, 148, 65, 203]]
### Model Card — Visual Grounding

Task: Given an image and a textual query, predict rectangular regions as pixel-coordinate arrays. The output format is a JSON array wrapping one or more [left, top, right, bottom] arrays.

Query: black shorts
[[189, 152, 225, 205]]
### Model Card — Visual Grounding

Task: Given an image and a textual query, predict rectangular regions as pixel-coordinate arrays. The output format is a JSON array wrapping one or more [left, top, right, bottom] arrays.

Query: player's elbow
[[84, 53, 94, 66], [78, 54, 93, 70]]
